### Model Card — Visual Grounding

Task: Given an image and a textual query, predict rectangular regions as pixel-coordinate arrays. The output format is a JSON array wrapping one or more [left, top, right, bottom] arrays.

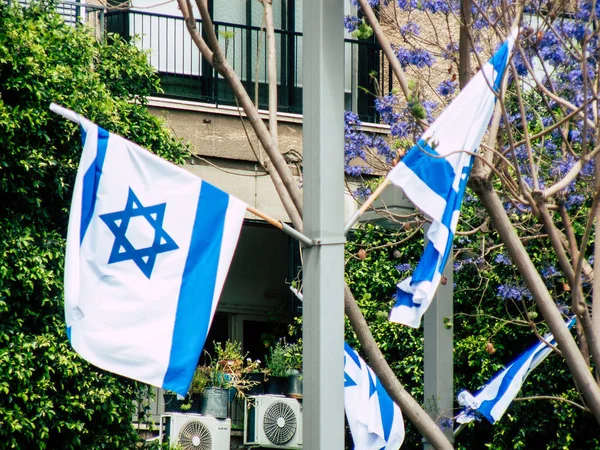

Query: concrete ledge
[[148, 96, 390, 134]]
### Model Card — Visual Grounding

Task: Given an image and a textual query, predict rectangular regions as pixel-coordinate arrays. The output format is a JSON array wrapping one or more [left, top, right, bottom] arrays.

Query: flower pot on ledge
[[163, 393, 201, 413], [265, 376, 287, 396], [200, 387, 229, 419], [286, 372, 303, 399]]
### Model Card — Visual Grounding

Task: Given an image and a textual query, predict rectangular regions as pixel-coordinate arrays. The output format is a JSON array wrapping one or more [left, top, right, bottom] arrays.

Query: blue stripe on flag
[[375, 377, 395, 441], [402, 139, 455, 199], [394, 288, 416, 308], [411, 241, 440, 284], [491, 40, 511, 91], [80, 126, 109, 244], [163, 182, 229, 394]]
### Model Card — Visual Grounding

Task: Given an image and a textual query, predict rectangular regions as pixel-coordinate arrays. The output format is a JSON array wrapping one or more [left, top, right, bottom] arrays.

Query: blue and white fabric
[[455, 316, 575, 425], [388, 30, 517, 328], [64, 116, 246, 396], [344, 343, 405, 449]]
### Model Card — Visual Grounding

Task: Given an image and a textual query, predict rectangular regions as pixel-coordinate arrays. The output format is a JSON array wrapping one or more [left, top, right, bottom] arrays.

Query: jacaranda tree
[[343, 0, 600, 447]]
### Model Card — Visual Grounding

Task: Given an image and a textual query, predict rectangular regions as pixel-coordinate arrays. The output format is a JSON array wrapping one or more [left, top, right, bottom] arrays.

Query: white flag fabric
[[64, 113, 246, 395], [455, 317, 575, 425], [344, 343, 405, 450], [388, 30, 516, 328]]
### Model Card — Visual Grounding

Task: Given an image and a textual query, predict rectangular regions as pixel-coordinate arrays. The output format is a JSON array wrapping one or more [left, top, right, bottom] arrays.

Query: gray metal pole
[[302, 0, 345, 448], [423, 255, 454, 449]]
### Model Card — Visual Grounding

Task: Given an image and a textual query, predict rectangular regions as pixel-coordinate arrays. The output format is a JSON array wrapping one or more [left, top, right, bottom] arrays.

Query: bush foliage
[[0, 3, 188, 448]]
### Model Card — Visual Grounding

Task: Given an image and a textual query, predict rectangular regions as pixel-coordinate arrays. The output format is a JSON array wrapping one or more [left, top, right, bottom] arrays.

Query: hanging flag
[[344, 343, 405, 450], [455, 317, 575, 425], [63, 113, 246, 396], [388, 30, 517, 328]]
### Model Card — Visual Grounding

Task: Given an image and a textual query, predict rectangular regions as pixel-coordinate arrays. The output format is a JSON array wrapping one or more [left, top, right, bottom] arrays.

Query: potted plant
[[265, 339, 292, 396], [284, 339, 302, 399], [246, 357, 266, 395], [163, 365, 208, 413], [199, 340, 261, 418]]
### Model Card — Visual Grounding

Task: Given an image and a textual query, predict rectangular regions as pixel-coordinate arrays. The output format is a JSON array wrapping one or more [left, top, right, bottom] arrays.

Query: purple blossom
[[495, 253, 512, 266], [550, 155, 576, 178], [568, 128, 581, 143], [437, 79, 457, 97], [344, 15, 361, 33], [400, 22, 420, 36], [396, 0, 419, 9], [454, 256, 484, 273], [351, 0, 386, 6], [541, 265, 558, 278], [344, 110, 393, 176], [438, 416, 454, 431], [456, 236, 471, 245], [581, 159, 595, 177], [390, 120, 410, 138], [421, 100, 438, 122], [353, 186, 372, 200], [497, 283, 532, 301], [420, 0, 457, 14], [560, 21, 587, 42], [375, 94, 399, 125], [396, 263, 412, 272], [395, 46, 435, 68], [565, 193, 585, 209], [512, 52, 529, 76], [442, 42, 458, 60]]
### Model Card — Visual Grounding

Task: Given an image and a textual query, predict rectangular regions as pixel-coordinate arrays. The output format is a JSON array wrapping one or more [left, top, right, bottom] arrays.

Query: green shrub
[[0, 3, 188, 448]]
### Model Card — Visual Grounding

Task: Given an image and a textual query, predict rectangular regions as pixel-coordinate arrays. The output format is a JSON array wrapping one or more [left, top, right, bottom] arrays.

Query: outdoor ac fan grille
[[178, 419, 212, 450], [263, 401, 298, 445]]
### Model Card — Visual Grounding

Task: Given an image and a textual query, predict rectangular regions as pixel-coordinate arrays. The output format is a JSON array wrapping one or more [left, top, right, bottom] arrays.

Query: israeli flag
[[455, 317, 575, 425], [344, 343, 405, 450], [64, 115, 246, 395], [388, 30, 516, 328]]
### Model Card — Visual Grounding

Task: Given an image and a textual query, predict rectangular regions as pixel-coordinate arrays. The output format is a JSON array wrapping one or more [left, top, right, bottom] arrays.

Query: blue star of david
[[99, 188, 179, 279]]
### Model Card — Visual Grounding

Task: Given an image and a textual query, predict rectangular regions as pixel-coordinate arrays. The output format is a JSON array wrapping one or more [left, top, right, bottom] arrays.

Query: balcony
[[106, 9, 390, 123]]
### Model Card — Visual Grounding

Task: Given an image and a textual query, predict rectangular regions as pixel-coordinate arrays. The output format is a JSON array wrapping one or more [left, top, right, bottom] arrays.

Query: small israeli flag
[[388, 29, 516, 328], [64, 114, 246, 395], [344, 343, 405, 450], [455, 317, 575, 425]]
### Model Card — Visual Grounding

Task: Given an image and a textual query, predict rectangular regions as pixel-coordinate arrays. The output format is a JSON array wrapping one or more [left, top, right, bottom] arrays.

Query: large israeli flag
[[455, 317, 575, 425], [388, 30, 516, 328], [344, 343, 405, 450], [64, 113, 246, 395]]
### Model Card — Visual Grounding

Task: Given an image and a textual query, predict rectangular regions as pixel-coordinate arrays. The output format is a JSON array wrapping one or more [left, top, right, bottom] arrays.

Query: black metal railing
[[106, 10, 391, 123], [16, 0, 105, 35]]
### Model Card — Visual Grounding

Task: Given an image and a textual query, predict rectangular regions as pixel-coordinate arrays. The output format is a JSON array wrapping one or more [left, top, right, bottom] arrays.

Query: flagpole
[[343, 178, 391, 234], [50, 103, 315, 248], [246, 206, 314, 247], [50, 103, 82, 124]]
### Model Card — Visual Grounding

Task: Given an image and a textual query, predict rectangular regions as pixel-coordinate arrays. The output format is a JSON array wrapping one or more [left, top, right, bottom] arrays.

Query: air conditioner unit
[[244, 395, 302, 449], [160, 413, 231, 450]]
